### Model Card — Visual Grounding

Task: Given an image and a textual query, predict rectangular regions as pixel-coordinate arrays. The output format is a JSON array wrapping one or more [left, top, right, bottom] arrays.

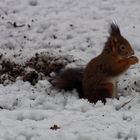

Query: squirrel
[[51, 23, 139, 103]]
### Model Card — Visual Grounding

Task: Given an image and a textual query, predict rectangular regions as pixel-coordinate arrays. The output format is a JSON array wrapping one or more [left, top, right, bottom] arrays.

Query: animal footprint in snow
[[122, 113, 133, 121], [132, 79, 140, 92], [117, 130, 137, 140]]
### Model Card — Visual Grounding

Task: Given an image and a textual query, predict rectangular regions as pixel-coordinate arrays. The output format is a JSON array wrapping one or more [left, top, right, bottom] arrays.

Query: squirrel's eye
[[120, 45, 126, 50]]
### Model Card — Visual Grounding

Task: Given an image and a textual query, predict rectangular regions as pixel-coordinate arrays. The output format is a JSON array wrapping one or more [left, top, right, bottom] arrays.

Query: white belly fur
[[108, 77, 118, 98]]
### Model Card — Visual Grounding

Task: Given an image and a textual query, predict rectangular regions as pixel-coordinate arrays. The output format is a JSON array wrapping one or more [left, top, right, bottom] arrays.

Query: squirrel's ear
[[104, 37, 116, 53], [110, 37, 116, 52], [109, 23, 121, 37]]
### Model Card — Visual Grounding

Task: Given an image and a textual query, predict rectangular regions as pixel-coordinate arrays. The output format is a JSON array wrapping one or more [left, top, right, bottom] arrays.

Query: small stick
[[7, 21, 25, 28], [116, 98, 134, 110]]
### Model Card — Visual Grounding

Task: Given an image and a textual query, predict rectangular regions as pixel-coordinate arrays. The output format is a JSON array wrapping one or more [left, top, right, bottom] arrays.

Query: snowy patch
[[0, 0, 140, 139]]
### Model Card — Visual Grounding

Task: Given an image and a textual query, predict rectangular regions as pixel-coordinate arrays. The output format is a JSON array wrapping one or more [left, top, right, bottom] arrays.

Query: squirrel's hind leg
[[97, 82, 114, 103], [86, 82, 114, 103]]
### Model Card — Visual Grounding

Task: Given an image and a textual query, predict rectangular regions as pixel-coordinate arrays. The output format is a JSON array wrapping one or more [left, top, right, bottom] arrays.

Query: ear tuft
[[109, 23, 121, 36]]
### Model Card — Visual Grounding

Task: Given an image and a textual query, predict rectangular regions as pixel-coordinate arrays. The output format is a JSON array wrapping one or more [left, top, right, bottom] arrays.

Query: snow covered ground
[[0, 0, 140, 139]]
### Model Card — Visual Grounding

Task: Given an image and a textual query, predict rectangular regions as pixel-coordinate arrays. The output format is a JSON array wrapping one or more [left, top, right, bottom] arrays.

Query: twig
[[116, 98, 134, 110], [7, 21, 25, 28]]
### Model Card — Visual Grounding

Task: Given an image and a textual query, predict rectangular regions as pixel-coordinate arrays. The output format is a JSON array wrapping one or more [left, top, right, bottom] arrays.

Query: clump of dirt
[[50, 124, 60, 130], [26, 52, 72, 76], [0, 52, 74, 85], [22, 68, 41, 85], [0, 55, 24, 85]]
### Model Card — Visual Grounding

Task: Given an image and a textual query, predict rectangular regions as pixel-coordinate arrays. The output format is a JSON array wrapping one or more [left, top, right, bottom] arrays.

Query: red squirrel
[[52, 23, 138, 103]]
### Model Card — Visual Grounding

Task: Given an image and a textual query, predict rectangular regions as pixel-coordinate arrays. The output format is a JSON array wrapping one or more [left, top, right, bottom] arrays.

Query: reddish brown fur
[[83, 23, 138, 103], [53, 23, 138, 103]]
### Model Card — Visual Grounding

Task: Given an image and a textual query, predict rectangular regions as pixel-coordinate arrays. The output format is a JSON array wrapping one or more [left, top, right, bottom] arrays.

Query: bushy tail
[[51, 68, 84, 98]]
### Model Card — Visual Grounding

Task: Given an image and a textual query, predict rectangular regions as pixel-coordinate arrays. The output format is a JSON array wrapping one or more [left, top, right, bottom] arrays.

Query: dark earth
[[0, 52, 74, 85]]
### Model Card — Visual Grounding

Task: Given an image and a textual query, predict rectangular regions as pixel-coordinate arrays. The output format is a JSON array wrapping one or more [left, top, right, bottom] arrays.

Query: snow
[[0, 0, 140, 139]]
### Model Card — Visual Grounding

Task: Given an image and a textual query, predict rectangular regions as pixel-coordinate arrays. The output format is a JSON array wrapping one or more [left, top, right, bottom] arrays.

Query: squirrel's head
[[103, 23, 134, 58]]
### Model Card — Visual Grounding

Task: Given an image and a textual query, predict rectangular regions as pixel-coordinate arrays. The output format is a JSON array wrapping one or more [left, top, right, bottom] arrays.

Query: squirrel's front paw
[[129, 56, 139, 65]]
